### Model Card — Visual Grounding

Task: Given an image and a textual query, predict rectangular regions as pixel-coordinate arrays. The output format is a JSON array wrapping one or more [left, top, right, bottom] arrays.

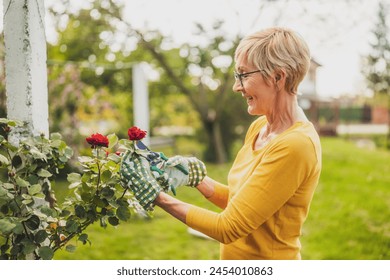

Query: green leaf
[[33, 193, 45, 199], [69, 182, 81, 189], [1, 244, 10, 253], [107, 153, 121, 163], [60, 209, 71, 217], [22, 199, 33, 205], [65, 220, 79, 233], [64, 147, 73, 157], [16, 177, 29, 187], [28, 184, 41, 195], [40, 206, 57, 217], [50, 132, 62, 140], [22, 239, 37, 254], [11, 155, 22, 168], [34, 230, 48, 243], [101, 187, 114, 198], [29, 147, 46, 160], [65, 244, 77, 253], [78, 156, 95, 163], [12, 222, 24, 234], [50, 139, 63, 148], [107, 133, 118, 149], [10, 244, 22, 256], [0, 219, 16, 234], [67, 173, 81, 183], [86, 209, 97, 221], [59, 156, 69, 163], [75, 205, 86, 219], [3, 183, 14, 190], [0, 118, 23, 127], [0, 186, 7, 197], [0, 154, 9, 165], [27, 174, 39, 185], [93, 196, 108, 208], [108, 216, 119, 226], [78, 233, 89, 245], [100, 217, 107, 228], [117, 206, 130, 221], [38, 246, 54, 260], [81, 173, 92, 183], [22, 193, 32, 200], [25, 215, 40, 230], [37, 169, 52, 178], [101, 170, 112, 182]]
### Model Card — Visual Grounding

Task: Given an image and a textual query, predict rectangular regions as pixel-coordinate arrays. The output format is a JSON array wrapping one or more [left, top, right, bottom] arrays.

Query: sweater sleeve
[[186, 133, 318, 244], [206, 182, 229, 209]]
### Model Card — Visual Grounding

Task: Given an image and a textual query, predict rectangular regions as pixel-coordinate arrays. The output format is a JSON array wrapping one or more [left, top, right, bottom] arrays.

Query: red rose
[[128, 126, 147, 141], [86, 133, 109, 148]]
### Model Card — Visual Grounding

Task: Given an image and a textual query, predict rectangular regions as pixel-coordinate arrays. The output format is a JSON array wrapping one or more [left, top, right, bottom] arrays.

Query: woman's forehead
[[234, 54, 254, 70]]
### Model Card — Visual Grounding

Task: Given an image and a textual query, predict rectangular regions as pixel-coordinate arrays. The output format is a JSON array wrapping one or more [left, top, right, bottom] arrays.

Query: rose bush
[[0, 119, 145, 260]]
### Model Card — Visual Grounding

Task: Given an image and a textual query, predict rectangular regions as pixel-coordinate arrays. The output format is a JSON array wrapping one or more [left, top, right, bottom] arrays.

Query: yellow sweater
[[186, 116, 322, 259]]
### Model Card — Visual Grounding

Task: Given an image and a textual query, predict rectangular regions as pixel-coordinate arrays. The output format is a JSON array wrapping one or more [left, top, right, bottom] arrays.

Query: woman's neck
[[266, 98, 307, 135]]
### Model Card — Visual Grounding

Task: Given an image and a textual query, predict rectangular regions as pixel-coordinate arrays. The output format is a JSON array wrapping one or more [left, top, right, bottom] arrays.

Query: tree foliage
[[362, 1, 390, 98], [362, 0, 390, 147]]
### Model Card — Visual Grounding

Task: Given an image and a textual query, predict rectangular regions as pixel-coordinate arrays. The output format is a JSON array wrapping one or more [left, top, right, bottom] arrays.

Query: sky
[[0, 0, 386, 98]]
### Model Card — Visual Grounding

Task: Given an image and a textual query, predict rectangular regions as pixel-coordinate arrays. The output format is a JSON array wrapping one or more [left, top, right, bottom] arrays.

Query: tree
[[362, 1, 390, 148]]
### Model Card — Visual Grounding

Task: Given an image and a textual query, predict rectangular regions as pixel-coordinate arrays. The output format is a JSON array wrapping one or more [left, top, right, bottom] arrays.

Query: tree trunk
[[203, 119, 228, 164]]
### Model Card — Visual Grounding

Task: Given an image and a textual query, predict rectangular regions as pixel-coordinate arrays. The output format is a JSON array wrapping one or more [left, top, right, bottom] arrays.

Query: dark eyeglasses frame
[[234, 70, 264, 87]]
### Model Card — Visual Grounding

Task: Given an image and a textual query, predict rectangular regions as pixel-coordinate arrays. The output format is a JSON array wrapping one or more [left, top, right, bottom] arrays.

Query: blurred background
[[0, 0, 389, 259]]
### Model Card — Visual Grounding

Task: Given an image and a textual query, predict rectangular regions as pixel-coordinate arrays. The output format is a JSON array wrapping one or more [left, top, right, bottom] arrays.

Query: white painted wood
[[3, 0, 49, 143], [133, 63, 150, 145]]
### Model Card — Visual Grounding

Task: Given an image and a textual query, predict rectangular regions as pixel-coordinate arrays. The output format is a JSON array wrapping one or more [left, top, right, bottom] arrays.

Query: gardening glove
[[163, 155, 207, 192], [120, 150, 167, 211]]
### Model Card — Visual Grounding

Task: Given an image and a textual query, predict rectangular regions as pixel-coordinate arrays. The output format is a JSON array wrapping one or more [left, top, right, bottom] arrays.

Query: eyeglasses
[[233, 70, 264, 87]]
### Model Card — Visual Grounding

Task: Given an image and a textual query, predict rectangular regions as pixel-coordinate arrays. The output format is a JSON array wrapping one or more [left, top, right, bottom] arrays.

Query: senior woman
[[121, 27, 322, 260]]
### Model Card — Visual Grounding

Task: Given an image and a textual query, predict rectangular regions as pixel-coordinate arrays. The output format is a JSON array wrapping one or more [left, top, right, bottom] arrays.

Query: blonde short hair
[[235, 27, 310, 94]]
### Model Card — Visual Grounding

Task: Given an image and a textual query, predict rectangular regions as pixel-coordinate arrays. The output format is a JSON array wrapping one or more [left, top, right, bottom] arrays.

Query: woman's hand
[[120, 151, 165, 211], [164, 156, 207, 192]]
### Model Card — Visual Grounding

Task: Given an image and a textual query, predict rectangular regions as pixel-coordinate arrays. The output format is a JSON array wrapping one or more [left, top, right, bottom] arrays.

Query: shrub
[[0, 119, 141, 259]]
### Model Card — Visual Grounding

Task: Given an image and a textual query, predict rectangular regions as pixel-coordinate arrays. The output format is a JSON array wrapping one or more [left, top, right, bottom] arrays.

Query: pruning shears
[[135, 140, 188, 195]]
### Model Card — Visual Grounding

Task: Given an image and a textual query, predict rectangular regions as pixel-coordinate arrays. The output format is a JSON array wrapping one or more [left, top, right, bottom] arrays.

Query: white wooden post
[[133, 63, 150, 145], [3, 0, 49, 144]]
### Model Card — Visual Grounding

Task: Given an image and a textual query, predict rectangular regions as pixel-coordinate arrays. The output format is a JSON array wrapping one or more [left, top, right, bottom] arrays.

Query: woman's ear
[[274, 69, 286, 82], [273, 69, 286, 91]]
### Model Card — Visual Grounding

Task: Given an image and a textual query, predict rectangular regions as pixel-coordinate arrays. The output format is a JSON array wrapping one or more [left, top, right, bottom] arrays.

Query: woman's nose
[[232, 78, 243, 92]]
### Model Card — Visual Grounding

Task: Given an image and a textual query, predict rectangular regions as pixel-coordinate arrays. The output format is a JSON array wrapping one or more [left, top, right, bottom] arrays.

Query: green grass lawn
[[53, 137, 390, 260]]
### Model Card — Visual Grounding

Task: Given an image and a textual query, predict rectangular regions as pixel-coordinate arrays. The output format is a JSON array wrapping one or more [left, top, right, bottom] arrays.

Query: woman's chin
[[247, 106, 258, 116]]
